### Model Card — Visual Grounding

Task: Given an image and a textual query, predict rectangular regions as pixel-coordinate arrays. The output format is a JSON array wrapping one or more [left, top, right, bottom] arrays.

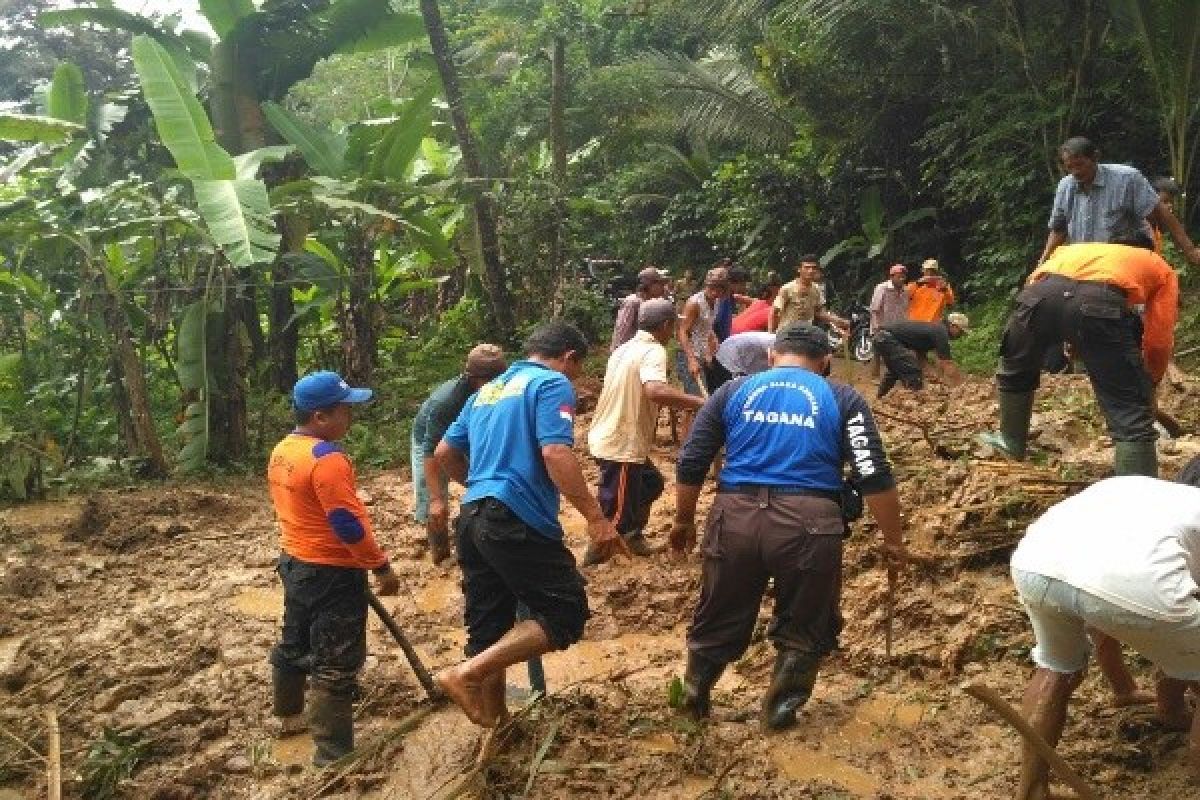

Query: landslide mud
[[2, 362, 1199, 798]]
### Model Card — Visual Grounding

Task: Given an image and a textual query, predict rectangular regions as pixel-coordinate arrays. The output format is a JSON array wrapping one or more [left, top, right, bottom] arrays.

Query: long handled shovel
[[366, 590, 444, 703]]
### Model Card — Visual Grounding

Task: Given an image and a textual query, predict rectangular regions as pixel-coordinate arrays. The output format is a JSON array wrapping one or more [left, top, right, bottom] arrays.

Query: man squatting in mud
[[1010, 457, 1200, 798], [267, 371, 400, 766], [668, 323, 908, 729], [433, 322, 629, 726]]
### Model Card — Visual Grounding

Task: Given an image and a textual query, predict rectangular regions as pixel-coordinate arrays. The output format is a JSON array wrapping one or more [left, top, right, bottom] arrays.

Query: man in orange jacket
[[979, 237, 1178, 476], [906, 259, 955, 322], [267, 371, 400, 766]]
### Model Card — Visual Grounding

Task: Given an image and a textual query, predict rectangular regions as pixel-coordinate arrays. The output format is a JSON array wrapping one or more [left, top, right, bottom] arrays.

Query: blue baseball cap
[[292, 371, 373, 411]]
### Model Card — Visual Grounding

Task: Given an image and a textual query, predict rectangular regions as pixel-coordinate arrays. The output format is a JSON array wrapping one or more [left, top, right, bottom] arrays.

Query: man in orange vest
[[906, 259, 955, 322], [979, 237, 1178, 476]]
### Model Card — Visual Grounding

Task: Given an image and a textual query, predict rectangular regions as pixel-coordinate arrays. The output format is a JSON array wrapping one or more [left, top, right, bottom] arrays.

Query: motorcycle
[[825, 304, 873, 362]]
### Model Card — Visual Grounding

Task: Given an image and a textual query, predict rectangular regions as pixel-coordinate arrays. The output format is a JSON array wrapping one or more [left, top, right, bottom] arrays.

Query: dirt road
[[2, 366, 1199, 798]]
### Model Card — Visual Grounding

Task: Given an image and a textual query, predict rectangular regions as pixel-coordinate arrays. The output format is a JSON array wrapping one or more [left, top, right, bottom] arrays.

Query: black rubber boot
[[1114, 440, 1158, 477], [272, 667, 307, 717], [762, 650, 819, 731], [679, 652, 725, 720], [308, 688, 354, 766], [977, 390, 1034, 460]]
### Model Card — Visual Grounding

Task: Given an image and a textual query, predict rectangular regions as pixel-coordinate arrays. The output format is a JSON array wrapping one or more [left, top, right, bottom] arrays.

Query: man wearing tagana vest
[[668, 324, 908, 731]]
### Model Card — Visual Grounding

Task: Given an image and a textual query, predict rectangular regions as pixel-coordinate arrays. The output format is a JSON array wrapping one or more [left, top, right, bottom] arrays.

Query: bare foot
[[1112, 690, 1155, 708], [435, 666, 487, 726]]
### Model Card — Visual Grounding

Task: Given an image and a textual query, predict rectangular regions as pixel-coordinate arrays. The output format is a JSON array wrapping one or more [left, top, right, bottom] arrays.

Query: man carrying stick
[[669, 323, 908, 730], [434, 322, 627, 727], [267, 371, 399, 765]]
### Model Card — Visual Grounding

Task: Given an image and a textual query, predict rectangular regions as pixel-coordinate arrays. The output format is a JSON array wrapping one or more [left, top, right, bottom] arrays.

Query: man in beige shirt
[[587, 299, 704, 563], [769, 256, 848, 333]]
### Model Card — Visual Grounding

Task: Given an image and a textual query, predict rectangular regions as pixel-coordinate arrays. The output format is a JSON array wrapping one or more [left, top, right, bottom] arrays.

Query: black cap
[[773, 323, 832, 357]]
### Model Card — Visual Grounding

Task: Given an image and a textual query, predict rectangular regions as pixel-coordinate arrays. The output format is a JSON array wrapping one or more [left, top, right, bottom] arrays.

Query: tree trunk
[[418, 0, 515, 342], [269, 214, 306, 393], [549, 33, 569, 316], [101, 282, 168, 477], [340, 223, 376, 385]]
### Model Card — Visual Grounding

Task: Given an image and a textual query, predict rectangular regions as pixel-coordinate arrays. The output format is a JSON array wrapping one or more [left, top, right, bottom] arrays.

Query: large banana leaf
[[0, 114, 83, 143], [251, 2, 428, 99], [176, 300, 209, 392], [41, 7, 204, 90], [369, 87, 436, 181], [198, 0, 255, 38], [175, 300, 210, 473], [193, 179, 280, 266], [132, 35, 234, 180], [47, 63, 88, 125], [262, 102, 347, 176]]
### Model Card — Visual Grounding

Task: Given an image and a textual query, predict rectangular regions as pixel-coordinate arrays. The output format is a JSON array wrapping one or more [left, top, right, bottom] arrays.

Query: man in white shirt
[[587, 299, 704, 563], [1009, 460, 1200, 797]]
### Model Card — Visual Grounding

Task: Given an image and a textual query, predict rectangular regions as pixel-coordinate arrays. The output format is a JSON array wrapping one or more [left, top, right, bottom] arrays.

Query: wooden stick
[[961, 682, 1100, 800], [45, 708, 60, 800]]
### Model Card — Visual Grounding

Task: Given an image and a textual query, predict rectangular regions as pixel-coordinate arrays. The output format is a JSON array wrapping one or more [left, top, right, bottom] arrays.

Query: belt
[[1038, 273, 1126, 299], [717, 483, 839, 502]]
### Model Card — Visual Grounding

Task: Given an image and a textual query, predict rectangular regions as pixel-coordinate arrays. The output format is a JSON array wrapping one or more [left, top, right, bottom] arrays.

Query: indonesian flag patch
[[559, 404, 575, 422]]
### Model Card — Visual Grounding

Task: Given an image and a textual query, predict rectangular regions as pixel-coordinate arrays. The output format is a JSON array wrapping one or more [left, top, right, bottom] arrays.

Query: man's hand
[[374, 566, 400, 596], [1188, 246, 1200, 266], [669, 521, 697, 556], [427, 498, 449, 535], [587, 517, 629, 563]]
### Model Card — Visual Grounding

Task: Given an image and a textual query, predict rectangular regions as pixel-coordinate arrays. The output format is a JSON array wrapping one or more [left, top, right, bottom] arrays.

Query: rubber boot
[[1113, 440, 1158, 477], [762, 650, 819, 731], [977, 390, 1034, 460], [427, 528, 452, 564], [678, 652, 725, 720], [272, 667, 308, 736], [308, 688, 354, 767]]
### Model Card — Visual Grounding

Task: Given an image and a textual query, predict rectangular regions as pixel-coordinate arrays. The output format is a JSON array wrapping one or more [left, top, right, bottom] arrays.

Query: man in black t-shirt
[[873, 313, 969, 397]]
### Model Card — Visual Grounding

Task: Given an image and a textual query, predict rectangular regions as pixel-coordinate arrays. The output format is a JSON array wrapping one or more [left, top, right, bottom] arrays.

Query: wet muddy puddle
[[231, 587, 284, 619]]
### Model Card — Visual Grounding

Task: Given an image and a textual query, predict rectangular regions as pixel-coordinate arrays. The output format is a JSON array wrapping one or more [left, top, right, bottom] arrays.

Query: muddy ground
[[4, 360, 1200, 799]]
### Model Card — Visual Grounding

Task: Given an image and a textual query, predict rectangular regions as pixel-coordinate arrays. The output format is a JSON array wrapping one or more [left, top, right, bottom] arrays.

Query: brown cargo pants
[[686, 489, 845, 666]]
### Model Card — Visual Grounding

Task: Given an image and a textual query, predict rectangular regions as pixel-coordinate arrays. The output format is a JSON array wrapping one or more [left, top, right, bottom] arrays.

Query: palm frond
[[636, 50, 794, 150]]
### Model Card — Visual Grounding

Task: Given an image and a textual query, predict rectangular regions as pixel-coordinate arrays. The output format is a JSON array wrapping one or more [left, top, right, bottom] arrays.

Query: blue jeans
[[1012, 567, 1200, 680], [410, 429, 448, 524]]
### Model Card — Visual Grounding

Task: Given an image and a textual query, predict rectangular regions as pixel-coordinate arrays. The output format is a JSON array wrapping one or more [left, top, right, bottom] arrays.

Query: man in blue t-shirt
[[433, 322, 626, 728], [669, 323, 909, 731]]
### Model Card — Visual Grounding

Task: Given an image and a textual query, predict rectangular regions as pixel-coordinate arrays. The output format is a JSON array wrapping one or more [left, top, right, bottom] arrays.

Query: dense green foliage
[[1, 0, 1198, 499]]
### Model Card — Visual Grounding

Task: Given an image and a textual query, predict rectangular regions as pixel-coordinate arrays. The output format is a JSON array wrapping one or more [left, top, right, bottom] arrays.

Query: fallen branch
[[45, 709, 60, 800], [961, 682, 1100, 800]]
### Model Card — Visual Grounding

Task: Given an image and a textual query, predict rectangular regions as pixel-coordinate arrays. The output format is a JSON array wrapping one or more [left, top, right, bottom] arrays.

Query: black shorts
[[456, 498, 589, 656]]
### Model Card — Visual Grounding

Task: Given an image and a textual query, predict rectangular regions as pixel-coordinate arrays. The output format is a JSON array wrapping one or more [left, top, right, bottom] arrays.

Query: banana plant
[[43, 0, 426, 156], [820, 185, 935, 266]]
